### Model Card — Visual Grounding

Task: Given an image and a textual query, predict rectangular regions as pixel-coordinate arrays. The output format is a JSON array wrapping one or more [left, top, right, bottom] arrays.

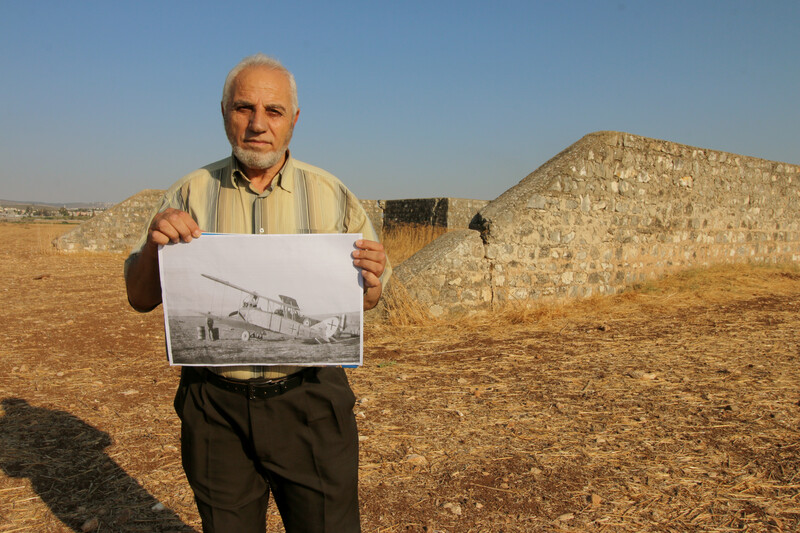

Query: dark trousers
[[174, 367, 361, 532]]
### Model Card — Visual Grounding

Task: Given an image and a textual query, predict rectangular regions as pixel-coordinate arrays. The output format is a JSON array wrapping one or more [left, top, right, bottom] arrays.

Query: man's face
[[222, 66, 299, 174]]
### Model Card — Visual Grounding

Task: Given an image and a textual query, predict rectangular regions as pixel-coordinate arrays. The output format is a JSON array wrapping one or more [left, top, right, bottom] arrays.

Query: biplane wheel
[[241, 331, 250, 341], [303, 318, 311, 327]]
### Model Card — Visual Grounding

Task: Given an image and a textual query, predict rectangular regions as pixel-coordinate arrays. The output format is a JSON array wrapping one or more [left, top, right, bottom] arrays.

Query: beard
[[231, 145, 285, 170]]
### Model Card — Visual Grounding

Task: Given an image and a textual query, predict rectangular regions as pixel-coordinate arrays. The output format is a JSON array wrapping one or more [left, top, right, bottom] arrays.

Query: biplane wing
[[201, 273, 300, 310]]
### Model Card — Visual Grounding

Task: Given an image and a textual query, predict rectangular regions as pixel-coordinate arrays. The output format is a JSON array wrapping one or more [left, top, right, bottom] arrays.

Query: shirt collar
[[230, 151, 294, 194], [278, 152, 295, 193]]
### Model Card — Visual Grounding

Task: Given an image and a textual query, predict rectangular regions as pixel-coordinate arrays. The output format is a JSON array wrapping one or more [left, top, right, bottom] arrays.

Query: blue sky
[[1, 0, 798, 204]]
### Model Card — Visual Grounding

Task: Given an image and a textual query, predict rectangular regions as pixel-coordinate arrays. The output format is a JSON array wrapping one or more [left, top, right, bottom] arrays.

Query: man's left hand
[[353, 239, 386, 310]]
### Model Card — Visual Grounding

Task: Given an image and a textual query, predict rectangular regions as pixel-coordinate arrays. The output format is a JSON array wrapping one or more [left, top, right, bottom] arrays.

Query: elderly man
[[124, 54, 388, 533]]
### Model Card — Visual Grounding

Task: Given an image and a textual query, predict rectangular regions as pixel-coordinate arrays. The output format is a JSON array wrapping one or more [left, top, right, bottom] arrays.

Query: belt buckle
[[245, 375, 294, 400]]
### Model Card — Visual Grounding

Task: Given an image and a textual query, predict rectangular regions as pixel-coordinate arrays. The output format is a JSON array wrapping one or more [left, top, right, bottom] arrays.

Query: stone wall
[[394, 131, 800, 315], [55, 194, 485, 254], [383, 198, 489, 229], [359, 199, 385, 240], [53, 190, 162, 253], [55, 130, 800, 318], [445, 198, 491, 228]]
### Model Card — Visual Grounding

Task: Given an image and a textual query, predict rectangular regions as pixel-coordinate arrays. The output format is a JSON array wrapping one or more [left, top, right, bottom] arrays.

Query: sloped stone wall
[[53, 190, 163, 253], [391, 229, 491, 316], [394, 131, 800, 315]]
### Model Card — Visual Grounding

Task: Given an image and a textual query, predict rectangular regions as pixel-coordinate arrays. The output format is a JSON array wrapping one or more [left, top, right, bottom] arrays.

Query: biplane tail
[[309, 315, 345, 342]]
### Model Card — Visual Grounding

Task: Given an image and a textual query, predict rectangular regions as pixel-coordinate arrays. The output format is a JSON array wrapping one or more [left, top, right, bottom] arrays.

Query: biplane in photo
[[200, 273, 358, 344]]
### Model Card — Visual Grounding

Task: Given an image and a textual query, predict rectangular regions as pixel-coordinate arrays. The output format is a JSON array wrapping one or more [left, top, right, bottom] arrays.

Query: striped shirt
[[126, 153, 389, 380]]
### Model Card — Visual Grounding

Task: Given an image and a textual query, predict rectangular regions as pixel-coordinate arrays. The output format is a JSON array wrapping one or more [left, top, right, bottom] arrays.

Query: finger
[[355, 239, 384, 253], [153, 218, 186, 244], [150, 210, 201, 244], [353, 249, 386, 266], [150, 218, 180, 244], [353, 240, 386, 264], [165, 210, 202, 240], [354, 257, 385, 279], [148, 229, 172, 246], [361, 270, 382, 289]]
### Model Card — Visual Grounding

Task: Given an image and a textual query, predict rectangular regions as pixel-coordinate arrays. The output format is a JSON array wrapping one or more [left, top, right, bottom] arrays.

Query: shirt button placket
[[254, 198, 264, 235]]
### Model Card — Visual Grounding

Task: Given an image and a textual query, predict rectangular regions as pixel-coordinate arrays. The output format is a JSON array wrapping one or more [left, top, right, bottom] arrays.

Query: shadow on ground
[[0, 398, 194, 532]]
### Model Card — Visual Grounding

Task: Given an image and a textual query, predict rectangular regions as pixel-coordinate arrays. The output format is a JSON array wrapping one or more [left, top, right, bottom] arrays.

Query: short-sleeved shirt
[[125, 153, 389, 380]]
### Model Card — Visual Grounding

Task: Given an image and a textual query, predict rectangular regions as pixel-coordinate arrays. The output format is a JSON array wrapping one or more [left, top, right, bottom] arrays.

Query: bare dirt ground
[[1, 222, 799, 532]]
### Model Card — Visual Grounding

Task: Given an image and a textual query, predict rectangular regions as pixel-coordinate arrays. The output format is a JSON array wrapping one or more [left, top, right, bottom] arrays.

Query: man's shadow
[[0, 398, 195, 532]]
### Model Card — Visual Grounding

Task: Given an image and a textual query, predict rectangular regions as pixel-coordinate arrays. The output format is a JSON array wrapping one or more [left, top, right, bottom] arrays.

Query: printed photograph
[[158, 233, 363, 366]]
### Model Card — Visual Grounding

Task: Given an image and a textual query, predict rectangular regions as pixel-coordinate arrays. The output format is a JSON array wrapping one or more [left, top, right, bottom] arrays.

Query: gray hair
[[221, 53, 298, 114]]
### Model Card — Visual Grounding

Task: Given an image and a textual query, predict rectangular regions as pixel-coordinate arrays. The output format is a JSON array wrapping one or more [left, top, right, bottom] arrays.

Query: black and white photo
[[158, 233, 363, 366]]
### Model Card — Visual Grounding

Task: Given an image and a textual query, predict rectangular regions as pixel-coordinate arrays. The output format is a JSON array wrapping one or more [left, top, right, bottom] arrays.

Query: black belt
[[200, 368, 309, 399]]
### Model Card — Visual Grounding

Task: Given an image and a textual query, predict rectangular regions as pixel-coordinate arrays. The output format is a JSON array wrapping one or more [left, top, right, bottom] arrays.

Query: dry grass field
[[1, 221, 799, 532]]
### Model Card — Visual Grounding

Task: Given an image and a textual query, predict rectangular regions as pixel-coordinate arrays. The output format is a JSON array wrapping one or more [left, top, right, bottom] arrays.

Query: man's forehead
[[233, 66, 291, 92]]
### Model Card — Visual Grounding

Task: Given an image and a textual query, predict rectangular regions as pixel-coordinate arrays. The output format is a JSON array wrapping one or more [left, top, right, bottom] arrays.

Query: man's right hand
[[147, 208, 203, 246], [126, 208, 201, 312]]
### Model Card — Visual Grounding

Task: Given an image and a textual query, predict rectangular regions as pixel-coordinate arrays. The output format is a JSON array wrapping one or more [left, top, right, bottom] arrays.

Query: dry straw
[[382, 223, 450, 266]]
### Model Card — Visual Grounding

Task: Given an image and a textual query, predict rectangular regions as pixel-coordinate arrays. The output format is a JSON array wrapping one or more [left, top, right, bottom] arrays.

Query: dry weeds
[[382, 224, 451, 266], [1, 222, 798, 532]]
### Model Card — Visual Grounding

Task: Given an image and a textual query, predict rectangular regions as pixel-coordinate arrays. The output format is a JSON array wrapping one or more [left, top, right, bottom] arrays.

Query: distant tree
[[58, 207, 69, 217]]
